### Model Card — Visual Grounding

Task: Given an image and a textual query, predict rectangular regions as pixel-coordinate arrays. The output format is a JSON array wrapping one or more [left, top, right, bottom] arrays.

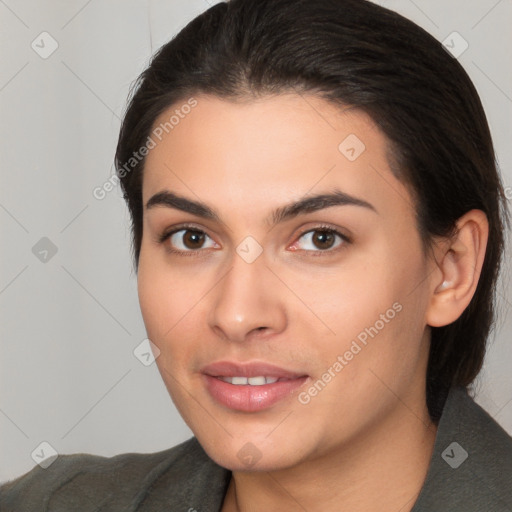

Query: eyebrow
[[145, 188, 377, 227]]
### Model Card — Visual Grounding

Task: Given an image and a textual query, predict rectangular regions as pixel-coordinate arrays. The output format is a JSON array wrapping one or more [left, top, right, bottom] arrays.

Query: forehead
[[142, 93, 413, 222]]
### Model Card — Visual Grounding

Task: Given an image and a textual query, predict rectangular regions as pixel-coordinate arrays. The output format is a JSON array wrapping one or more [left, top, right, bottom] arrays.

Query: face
[[138, 93, 436, 471]]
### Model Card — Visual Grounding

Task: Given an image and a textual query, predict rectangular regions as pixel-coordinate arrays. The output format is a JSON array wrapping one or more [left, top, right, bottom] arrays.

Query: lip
[[201, 361, 306, 379], [201, 360, 309, 412]]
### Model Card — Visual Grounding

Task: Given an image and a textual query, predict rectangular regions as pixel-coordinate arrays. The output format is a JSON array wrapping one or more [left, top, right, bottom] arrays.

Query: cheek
[[137, 253, 201, 339], [284, 258, 402, 341], [137, 252, 214, 384], [137, 263, 194, 399], [137, 262, 171, 339], [295, 239, 428, 370]]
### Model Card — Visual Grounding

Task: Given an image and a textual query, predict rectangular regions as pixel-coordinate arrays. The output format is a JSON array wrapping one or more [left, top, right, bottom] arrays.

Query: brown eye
[[291, 228, 348, 253], [182, 230, 205, 249], [167, 229, 217, 252], [311, 230, 336, 250]]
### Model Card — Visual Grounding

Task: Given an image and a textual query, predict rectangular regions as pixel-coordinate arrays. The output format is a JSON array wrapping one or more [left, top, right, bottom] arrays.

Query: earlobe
[[426, 209, 489, 327]]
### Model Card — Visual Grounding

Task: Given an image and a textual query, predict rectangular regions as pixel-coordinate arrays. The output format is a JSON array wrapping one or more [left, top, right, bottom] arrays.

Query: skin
[[137, 93, 488, 511]]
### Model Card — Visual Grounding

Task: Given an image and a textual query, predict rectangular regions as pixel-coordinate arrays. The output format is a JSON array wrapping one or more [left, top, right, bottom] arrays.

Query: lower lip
[[203, 375, 309, 412]]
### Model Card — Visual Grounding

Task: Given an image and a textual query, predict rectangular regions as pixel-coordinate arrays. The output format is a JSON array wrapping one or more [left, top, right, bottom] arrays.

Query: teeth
[[219, 376, 280, 385], [248, 376, 266, 385]]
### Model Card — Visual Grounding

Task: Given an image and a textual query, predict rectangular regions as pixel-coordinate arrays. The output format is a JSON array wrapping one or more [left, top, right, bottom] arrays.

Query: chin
[[207, 443, 301, 472], [192, 428, 309, 472]]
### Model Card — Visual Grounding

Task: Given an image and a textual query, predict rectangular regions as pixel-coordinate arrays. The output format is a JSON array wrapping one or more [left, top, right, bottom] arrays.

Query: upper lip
[[201, 361, 307, 379]]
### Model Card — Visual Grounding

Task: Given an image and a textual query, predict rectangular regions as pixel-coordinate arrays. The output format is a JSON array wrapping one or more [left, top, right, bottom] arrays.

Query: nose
[[208, 247, 287, 343]]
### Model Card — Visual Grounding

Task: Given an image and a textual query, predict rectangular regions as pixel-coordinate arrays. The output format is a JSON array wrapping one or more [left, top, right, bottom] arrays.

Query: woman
[[1, 0, 511, 510]]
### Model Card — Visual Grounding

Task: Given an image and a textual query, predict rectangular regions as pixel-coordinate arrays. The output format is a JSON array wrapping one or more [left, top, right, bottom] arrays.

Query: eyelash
[[158, 222, 351, 258]]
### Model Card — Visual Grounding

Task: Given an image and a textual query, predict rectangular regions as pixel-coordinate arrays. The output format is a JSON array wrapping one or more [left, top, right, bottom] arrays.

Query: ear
[[425, 209, 489, 327]]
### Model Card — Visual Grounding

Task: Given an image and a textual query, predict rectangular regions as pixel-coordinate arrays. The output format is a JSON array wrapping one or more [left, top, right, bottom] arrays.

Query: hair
[[115, 0, 509, 421]]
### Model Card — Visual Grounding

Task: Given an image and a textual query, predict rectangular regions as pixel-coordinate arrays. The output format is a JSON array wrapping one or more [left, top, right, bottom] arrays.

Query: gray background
[[1, 0, 511, 483]]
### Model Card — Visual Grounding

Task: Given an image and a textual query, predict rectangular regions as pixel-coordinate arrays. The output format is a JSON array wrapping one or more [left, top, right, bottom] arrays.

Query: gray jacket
[[1, 387, 511, 511]]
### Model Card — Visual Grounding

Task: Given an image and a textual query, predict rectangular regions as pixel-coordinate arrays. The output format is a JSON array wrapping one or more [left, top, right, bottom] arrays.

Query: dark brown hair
[[115, 0, 509, 420]]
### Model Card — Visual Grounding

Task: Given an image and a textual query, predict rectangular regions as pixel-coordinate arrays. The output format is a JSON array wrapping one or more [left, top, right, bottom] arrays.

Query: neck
[[222, 390, 438, 512]]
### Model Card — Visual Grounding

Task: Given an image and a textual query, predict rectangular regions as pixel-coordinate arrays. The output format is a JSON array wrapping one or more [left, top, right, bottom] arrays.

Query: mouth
[[216, 376, 291, 385], [201, 361, 309, 412]]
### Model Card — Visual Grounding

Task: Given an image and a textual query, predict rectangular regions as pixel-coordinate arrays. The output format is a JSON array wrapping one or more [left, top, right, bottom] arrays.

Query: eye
[[158, 224, 349, 257], [289, 227, 349, 254], [159, 225, 219, 255]]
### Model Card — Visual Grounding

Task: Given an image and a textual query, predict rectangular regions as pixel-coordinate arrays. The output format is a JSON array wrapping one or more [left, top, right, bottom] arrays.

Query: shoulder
[[447, 387, 512, 480], [412, 387, 512, 511], [0, 437, 230, 511]]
